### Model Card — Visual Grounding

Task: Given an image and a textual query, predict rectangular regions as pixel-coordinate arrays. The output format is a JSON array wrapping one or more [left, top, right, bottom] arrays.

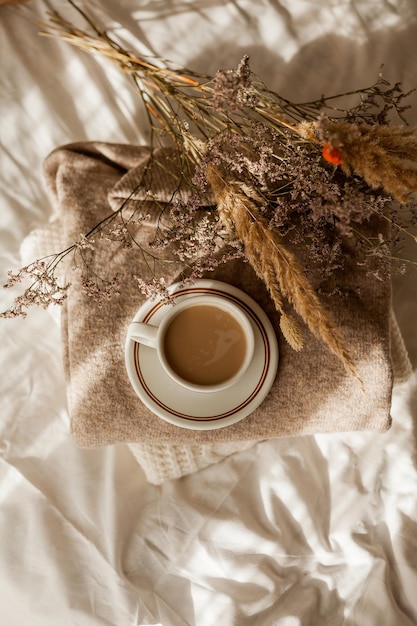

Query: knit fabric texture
[[26, 141, 409, 481]]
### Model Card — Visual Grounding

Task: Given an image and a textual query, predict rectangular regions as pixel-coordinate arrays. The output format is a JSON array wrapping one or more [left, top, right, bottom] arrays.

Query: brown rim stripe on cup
[[133, 286, 270, 421]]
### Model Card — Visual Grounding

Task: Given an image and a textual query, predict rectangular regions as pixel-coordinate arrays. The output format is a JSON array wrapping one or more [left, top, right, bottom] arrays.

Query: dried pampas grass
[[207, 166, 360, 382], [302, 119, 417, 204], [279, 313, 304, 352]]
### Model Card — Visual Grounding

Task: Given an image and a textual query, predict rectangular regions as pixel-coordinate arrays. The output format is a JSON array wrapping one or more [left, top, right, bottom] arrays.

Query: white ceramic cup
[[126, 294, 255, 393]]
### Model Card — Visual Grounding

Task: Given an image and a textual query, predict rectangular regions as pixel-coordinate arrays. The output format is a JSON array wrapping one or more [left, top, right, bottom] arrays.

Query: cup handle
[[127, 322, 159, 348]]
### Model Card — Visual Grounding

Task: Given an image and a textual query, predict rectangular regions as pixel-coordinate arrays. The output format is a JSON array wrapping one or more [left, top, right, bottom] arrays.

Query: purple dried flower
[[212, 55, 257, 113], [75, 234, 95, 250], [81, 274, 120, 306], [134, 276, 174, 303], [1, 260, 70, 318]]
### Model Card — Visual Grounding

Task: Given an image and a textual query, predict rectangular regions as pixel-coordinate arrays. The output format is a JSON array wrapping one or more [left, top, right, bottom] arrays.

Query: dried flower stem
[[37, 6, 323, 158]]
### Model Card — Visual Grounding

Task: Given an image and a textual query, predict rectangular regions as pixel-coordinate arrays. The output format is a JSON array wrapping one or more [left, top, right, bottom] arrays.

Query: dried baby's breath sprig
[[207, 165, 360, 380], [81, 274, 121, 307], [0, 260, 70, 318], [134, 275, 173, 304]]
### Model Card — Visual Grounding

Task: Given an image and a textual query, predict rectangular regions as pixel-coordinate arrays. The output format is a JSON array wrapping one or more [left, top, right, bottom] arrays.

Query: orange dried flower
[[322, 142, 343, 165]]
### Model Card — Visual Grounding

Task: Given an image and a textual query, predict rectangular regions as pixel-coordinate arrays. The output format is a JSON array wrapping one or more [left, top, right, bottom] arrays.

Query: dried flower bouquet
[[3, 0, 417, 381]]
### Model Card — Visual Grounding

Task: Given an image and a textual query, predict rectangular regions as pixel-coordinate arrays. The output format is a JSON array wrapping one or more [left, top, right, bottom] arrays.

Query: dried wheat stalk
[[207, 165, 360, 382]]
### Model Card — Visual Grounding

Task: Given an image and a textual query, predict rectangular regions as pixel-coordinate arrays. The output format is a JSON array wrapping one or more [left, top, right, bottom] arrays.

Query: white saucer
[[125, 279, 279, 430]]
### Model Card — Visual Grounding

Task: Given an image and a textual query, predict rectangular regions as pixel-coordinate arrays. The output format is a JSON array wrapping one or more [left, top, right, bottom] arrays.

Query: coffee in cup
[[127, 294, 255, 393]]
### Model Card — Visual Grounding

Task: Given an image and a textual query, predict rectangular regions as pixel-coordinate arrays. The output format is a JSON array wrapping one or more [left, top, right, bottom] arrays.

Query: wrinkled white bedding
[[1, 1, 417, 624]]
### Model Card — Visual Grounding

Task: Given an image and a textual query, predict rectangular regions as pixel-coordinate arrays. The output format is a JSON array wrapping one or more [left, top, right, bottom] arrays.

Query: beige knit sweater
[[22, 141, 411, 483]]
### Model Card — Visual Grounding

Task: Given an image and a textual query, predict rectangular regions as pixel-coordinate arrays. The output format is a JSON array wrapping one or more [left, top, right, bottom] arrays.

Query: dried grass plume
[[207, 165, 360, 382], [301, 119, 417, 203]]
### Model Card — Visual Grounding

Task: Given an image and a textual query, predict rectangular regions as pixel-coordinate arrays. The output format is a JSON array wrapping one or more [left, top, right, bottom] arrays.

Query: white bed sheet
[[1, 1, 417, 624]]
